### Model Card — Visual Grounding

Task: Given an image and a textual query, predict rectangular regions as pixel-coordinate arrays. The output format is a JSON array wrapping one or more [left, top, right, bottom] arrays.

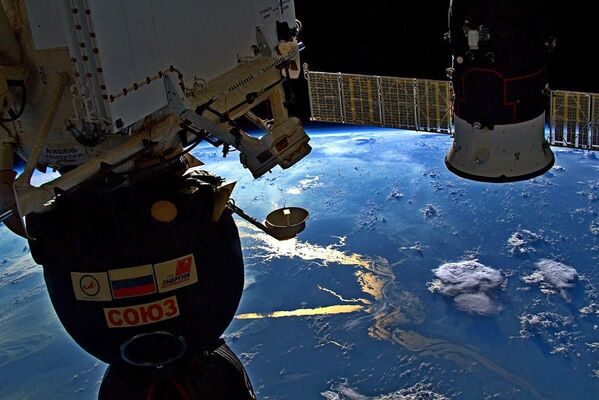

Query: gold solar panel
[[379, 76, 418, 130], [550, 90, 592, 149], [340, 73, 382, 126], [416, 78, 453, 133], [592, 94, 599, 149], [305, 67, 453, 134], [307, 71, 345, 124]]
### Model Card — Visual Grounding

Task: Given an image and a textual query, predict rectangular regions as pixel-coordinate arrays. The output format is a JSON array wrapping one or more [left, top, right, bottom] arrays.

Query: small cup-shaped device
[[265, 207, 309, 240]]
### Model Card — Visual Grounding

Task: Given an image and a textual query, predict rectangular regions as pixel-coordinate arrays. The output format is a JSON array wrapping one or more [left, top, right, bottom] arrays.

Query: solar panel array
[[550, 90, 599, 150], [306, 69, 452, 134], [306, 68, 599, 151]]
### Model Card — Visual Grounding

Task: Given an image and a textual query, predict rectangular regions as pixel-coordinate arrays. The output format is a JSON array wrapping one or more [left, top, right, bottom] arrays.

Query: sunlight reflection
[[236, 304, 364, 319]]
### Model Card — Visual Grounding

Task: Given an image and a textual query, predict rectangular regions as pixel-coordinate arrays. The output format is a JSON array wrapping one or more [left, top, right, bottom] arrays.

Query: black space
[[289, 0, 599, 119]]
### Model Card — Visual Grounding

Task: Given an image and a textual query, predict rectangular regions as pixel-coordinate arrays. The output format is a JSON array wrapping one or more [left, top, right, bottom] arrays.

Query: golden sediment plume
[[238, 221, 371, 269], [236, 222, 387, 318], [237, 221, 381, 318], [354, 270, 385, 301], [235, 304, 364, 319]]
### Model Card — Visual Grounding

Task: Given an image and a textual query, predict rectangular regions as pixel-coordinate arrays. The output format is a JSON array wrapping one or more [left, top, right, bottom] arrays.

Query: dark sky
[[290, 0, 598, 117]]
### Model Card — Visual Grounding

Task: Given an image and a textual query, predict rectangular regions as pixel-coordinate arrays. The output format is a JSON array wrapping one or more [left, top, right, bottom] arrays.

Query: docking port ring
[[120, 331, 187, 367]]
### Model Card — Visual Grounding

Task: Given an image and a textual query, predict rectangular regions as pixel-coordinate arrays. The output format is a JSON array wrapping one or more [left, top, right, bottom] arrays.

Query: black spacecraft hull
[[445, 0, 555, 182], [26, 171, 244, 366]]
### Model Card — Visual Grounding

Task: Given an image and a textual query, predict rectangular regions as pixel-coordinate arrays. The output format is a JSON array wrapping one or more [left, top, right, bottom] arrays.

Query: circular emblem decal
[[80, 275, 101, 297]]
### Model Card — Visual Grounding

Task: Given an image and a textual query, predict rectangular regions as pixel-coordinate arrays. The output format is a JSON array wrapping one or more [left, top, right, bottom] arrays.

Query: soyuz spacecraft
[[1, 0, 309, 397]]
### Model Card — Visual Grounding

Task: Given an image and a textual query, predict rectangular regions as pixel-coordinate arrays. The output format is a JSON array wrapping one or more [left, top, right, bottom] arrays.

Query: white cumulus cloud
[[428, 259, 506, 316], [522, 259, 578, 300]]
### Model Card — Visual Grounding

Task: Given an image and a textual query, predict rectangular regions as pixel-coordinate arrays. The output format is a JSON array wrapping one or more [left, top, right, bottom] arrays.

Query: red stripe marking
[[113, 284, 156, 298], [170, 380, 192, 400], [146, 383, 155, 400], [457, 67, 545, 123]]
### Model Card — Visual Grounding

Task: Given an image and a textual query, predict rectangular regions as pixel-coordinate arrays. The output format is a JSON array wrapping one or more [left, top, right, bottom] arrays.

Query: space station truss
[[550, 90, 599, 150], [305, 68, 453, 134]]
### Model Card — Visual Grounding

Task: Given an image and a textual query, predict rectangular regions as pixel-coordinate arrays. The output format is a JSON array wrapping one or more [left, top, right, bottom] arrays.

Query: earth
[[1, 124, 598, 399]]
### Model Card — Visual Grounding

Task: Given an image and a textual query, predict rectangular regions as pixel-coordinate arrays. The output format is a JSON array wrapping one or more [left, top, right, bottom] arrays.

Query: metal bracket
[[255, 27, 273, 57]]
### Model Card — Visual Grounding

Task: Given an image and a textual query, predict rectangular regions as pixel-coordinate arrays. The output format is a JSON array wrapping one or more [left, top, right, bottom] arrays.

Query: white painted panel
[[62, 0, 296, 130], [87, 1, 167, 128], [143, 0, 258, 86], [85, 0, 266, 129], [24, 0, 68, 49], [280, 0, 297, 27], [253, 0, 279, 48]]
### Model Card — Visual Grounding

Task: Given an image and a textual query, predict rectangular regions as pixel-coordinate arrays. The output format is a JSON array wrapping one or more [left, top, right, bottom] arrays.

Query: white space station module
[[1, 0, 310, 227], [1, 0, 309, 396]]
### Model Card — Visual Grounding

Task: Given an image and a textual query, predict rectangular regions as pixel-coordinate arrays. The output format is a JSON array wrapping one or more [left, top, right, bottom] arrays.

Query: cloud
[[321, 382, 447, 400], [507, 229, 544, 255], [522, 259, 578, 300], [454, 293, 502, 316], [420, 204, 439, 219], [580, 303, 599, 316], [428, 260, 505, 316], [536, 259, 578, 289], [518, 312, 575, 355]]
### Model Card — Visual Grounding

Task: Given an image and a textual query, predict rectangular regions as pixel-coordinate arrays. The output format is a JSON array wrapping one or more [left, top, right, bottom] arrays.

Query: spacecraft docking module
[[303, 0, 561, 183], [1, 0, 309, 397], [445, 0, 555, 182]]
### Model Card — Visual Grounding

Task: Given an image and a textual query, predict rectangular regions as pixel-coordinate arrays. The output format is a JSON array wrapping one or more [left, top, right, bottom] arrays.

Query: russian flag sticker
[[108, 265, 157, 299]]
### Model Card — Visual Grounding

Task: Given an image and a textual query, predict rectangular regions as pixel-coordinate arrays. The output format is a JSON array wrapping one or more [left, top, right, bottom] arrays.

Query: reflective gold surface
[[236, 305, 364, 320]]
